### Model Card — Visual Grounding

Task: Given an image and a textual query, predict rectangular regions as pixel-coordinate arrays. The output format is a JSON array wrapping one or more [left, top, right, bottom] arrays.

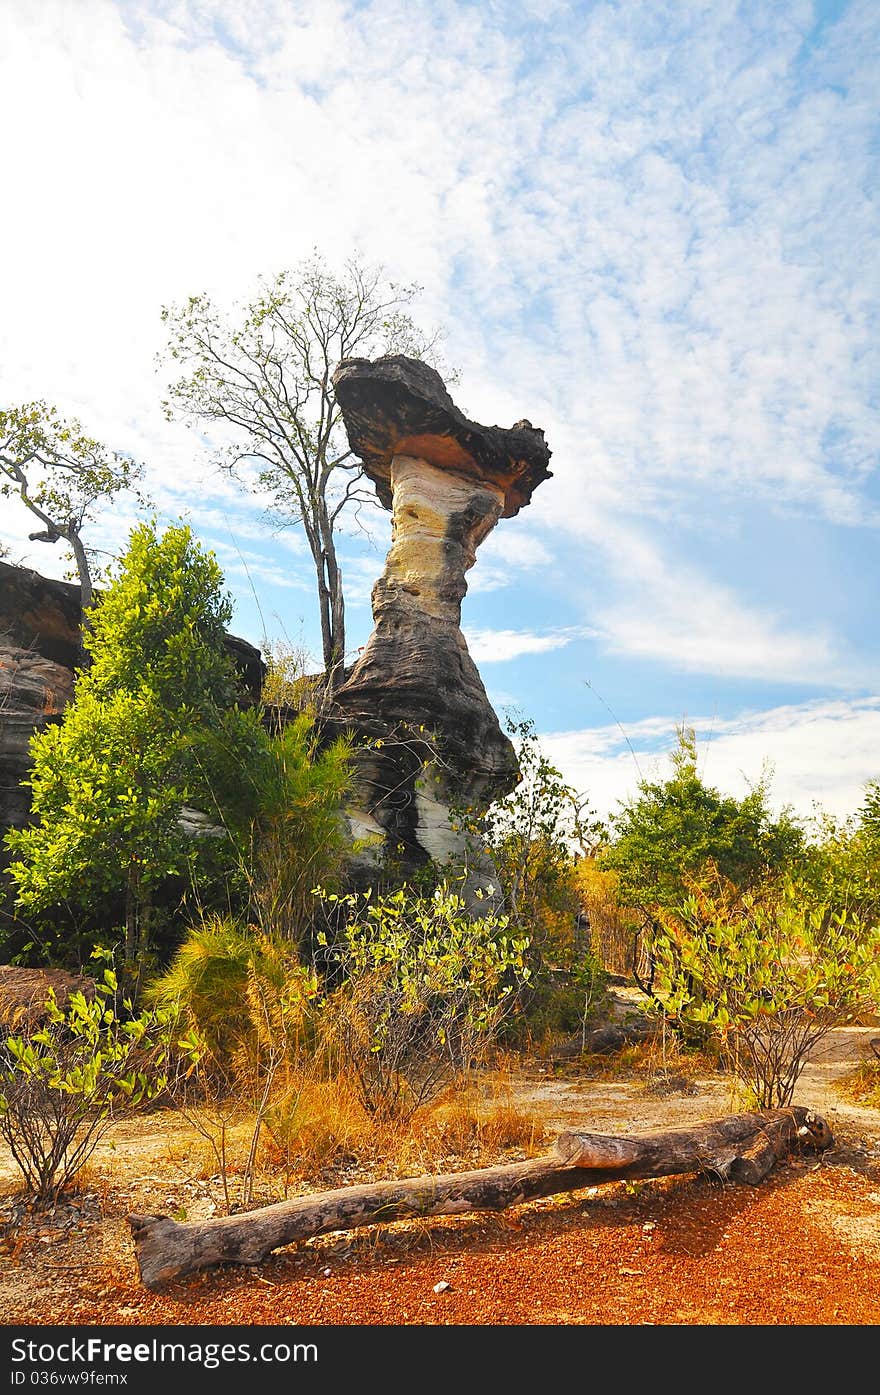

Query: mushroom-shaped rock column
[[330, 355, 552, 889]]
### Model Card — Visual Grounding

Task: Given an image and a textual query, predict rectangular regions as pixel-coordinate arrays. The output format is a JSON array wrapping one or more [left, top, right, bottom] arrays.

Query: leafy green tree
[[5, 687, 195, 977], [797, 781, 880, 922], [161, 252, 444, 685], [652, 877, 880, 1106], [4, 522, 248, 989], [859, 779, 880, 838], [840, 781, 879, 905], [0, 401, 146, 611], [602, 726, 805, 916], [80, 518, 237, 709]]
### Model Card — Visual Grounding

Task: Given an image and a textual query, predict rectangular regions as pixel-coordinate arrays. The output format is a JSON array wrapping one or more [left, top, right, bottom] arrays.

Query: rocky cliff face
[[0, 560, 265, 847], [330, 355, 552, 886]]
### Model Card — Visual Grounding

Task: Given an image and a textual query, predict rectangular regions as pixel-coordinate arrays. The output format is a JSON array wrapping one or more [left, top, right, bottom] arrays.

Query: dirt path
[[516, 992, 880, 1147]]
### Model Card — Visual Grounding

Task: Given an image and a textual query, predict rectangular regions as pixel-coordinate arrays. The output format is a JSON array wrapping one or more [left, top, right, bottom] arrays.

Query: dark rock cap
[[332, 354, 552, 518]]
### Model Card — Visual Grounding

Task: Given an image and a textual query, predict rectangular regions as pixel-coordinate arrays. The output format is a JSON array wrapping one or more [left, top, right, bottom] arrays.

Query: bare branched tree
[[160, 252, 447, 688]]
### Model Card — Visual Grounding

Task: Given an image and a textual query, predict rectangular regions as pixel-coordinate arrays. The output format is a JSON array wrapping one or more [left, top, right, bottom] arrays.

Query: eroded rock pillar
[[329, 355, 552, 888]]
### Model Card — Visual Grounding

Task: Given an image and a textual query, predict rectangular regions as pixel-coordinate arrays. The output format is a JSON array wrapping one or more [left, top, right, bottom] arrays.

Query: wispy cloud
[[591, 525, 849, 685], [467, 529, 553, 594], [4, 0, 873, 544], [0, 0, 876, 819], [464, 626, 586, 664]]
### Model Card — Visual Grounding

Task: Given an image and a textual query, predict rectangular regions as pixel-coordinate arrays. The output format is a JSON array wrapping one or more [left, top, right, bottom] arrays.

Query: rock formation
[[330, 355, 552, 887], [1, 351, 552, 915]]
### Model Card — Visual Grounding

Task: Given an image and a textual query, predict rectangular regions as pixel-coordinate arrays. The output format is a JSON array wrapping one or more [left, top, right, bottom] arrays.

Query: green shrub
[[224, 713, 352, 945], [519, 953, 609, 1041], [146, 914, 316, 1065], [0, 967, 179, 1205], [147, 916, 319, 1210], [317, 883, 530, 1122], [652, 877, 880, 1107], [601, 726, 806, 916]]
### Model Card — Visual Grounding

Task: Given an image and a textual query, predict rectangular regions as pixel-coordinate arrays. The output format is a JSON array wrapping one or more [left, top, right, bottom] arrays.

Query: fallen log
[[129, 1105, 832, 1289]]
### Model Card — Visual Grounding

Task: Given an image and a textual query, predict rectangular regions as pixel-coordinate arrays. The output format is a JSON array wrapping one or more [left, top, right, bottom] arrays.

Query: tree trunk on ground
[[129, 1105, 832, 1289]]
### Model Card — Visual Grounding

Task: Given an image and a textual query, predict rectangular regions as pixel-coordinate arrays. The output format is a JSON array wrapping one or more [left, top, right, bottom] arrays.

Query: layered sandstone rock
[[0, 564, 83, 848], [330, 355, 551, 885]]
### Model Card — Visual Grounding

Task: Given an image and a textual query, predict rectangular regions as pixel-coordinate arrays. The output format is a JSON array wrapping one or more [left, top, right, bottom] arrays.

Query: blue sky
[[1, 0, 878, 829]]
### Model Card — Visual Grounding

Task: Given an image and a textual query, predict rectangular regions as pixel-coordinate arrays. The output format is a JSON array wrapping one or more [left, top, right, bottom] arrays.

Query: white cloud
[[464, 626, 581, 664], [467, 528, 553, 594], [559, 514, 860, 687], [2, 6, 874, 487], [597, 563, 842, 685], [541, 697, 880, 827], [2, 0, 872, 550]]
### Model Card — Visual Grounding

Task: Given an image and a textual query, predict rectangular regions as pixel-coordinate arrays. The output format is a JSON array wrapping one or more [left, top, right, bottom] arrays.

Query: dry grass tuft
[[258, 1067, 548, 1188], [415, 1084, 547, 1157], [836, 1058, 880, 1110], [263, 1075, 370, 1177]]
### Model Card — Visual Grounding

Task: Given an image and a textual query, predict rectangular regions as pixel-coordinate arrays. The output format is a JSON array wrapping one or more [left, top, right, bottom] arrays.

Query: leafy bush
[[0, 967, 178, 1204], [602, 726, 806, 917], [797, 784, 880, 923], [317, 883, 531, 1122], [519, 954, 609, 1042], [652, 877, 880, 1107]]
